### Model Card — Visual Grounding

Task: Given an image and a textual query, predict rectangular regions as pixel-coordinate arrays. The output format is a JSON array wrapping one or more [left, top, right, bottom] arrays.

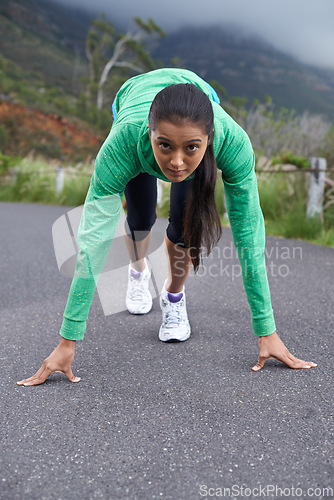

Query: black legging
[[124, 173, 193, 248]]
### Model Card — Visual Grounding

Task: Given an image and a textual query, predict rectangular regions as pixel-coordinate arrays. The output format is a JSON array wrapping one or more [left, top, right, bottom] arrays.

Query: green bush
[[0, 151, 13, 175], [271, 151, 310, 169]]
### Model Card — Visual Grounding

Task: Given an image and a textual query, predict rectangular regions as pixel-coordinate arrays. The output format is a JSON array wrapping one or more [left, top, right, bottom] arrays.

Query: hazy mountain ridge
[[153, 26, 334, 119], [1, 0, 334, 120]]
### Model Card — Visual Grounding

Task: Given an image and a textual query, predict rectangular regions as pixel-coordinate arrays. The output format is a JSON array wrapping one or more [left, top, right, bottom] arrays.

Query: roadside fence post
[[55, 165, 64, 194], [307, 157, 327, 219]]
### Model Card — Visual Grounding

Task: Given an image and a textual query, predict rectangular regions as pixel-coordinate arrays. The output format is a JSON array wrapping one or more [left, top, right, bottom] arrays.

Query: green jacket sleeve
[[219, 123, 276, 337], [59, 171, 123, 340], [59, 124, 140, 340]]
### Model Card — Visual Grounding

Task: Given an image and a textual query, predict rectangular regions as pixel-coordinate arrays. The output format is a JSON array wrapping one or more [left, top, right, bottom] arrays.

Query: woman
[[17, 68, 316, 386]]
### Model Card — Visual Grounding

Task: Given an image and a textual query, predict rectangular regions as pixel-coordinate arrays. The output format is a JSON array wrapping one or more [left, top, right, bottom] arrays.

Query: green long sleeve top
[[59, 68, 276, 340]]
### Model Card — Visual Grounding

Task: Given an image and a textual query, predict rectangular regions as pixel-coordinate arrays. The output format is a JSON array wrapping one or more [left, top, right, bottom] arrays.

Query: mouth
[[167, 168, 185, 176]]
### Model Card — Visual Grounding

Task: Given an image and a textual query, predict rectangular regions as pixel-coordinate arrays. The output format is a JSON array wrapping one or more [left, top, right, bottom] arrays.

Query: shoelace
[[129, 274, 148, 302], [164, 300, 184, 328]]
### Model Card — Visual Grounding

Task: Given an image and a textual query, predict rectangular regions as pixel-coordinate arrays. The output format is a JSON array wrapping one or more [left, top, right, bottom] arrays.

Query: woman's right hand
[[17, 337, 81, 386]]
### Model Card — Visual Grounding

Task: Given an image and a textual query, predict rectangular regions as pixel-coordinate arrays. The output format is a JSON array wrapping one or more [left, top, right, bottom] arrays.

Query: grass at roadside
[[158, 173, 334, 247], [257, 173, 334, 247], [0, 156, 92, 206], [1, 157, 333, 248]]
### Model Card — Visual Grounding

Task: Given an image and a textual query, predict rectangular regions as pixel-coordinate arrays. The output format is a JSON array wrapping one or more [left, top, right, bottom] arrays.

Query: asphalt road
[[0, 201, 333, 500]]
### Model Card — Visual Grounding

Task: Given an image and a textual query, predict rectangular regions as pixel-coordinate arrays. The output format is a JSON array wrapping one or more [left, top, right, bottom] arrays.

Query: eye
[[158, 142, 171, 151], [187, 144, 199, 153]]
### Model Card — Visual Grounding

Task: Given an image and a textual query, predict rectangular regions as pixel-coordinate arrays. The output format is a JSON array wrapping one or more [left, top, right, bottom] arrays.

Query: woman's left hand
[[252, 331, 317, 371]]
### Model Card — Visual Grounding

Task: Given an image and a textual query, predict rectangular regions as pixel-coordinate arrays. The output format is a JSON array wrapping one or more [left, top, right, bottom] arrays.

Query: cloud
[[53, 0, 334, 68]]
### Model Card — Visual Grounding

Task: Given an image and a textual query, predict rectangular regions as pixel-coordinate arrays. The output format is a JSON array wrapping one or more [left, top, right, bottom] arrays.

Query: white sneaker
[[159, 279, 191, 342], [126, 257, 153, 314]]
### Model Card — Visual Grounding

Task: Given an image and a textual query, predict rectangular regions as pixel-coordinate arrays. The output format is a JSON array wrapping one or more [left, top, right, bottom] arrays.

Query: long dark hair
[[149, 83, 222, 273]]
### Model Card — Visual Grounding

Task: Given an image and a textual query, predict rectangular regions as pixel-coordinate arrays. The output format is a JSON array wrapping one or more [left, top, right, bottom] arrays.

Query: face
[[149, 120, 210, 182]]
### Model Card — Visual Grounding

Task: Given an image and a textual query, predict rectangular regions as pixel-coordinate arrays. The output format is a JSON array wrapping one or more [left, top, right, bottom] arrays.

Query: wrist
[[259, 330, 276, 338], [59, 336, 76, 349]]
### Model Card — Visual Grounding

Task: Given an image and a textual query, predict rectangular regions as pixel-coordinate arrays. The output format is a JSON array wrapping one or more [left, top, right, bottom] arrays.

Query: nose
[[170, 152, 184, 169]]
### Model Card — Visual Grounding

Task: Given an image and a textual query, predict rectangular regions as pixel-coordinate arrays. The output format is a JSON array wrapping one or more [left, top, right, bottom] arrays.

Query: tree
[[85, 15, 166, 110]]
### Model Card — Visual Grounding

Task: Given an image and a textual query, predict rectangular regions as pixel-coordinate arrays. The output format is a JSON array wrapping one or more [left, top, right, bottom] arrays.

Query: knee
[[124, 215, 157, 241], [166, 223, 187, 248]]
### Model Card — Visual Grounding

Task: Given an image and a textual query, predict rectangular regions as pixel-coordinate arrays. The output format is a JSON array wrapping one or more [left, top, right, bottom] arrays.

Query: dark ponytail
[[149, 83, 222, 273]]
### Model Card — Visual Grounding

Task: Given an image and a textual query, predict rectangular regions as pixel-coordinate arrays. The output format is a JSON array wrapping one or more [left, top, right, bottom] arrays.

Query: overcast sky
[[54, 0, 334, 69]]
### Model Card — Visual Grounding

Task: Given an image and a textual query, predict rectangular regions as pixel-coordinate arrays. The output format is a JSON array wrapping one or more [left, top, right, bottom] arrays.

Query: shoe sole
[[158, 284, 190, 341], [126, 290, 153, 314], [158, 326, 191, 342], [127, 302, 153, 315]]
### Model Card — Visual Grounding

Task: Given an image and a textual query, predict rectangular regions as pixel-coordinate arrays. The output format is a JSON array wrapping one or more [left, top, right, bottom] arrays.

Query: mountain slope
[[0, 0, 90, 96], [0, 101, 102, 160], [1, 0, 334, 122]]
